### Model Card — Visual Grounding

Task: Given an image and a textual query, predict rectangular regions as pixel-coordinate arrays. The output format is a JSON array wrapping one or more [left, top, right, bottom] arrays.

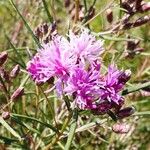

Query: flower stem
[[74, 0, 79, 23]]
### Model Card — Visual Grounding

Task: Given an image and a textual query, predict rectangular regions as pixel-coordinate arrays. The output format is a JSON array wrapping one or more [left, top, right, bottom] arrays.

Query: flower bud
[[135, 0, 142, 11], [118, 69, 131, 83], [134, 47, 144, 54], [11, 87, 24, 101], [10, 65, 20, 78], [141, 2, 150, 12], [121, 2, 133, 14], [117, 106, 135, 119], [64, 0, 70, 8], [112, 123, 130, 133], [106, 9, 113, 23], [0, 51, 8, 66], [2, 111, 10, 120], [0, 67, 9, 82], [127, 39, 140, 50], [88, 6, 95, 20]]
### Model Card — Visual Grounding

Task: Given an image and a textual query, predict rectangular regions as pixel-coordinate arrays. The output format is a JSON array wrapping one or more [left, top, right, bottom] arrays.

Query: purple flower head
[[64, 62, 101, 109], [27, 35, 77, 83], [69, 29, 104, 63], [26, 28, 131, 116], [100, 65, 130, 105]]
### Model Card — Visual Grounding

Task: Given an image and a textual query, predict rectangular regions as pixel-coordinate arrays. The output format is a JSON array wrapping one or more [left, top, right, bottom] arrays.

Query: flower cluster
[[27, 29, 131, 114]]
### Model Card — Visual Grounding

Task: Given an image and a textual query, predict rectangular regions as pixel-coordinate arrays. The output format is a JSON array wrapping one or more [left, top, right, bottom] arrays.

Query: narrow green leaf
[[100, 35, 136, 41], [42, 0, 53, 23], [122, 81, 150, 95], [19, 74, 30, 87], [9, 0, 41, 48], [0, 135, 18, 144], [11, 113, 57, 132], [76, 118, 107, 133], [0, 117, 22, 141], [8, 56, 26, 68], [64, 109, 78, 150], [5, 34, 26, 68], [11, 116, 41, 135], [132, 111, 150, 116]]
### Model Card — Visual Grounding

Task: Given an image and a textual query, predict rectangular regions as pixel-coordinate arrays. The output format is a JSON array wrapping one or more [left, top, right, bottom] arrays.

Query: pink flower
[[27, 36, 77, 83], [100, 65, 131, 105], [64, 62, 101, 109], [69, 30, 104, 63]]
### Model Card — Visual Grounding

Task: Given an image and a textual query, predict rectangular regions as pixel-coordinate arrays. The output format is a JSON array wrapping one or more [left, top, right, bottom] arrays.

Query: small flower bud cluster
[[125, 37, 144, 58], [111, 0, 150, 32], [64, 0, 95, 23], [35, 22, 57, 44], [0, 51, 23, 109]]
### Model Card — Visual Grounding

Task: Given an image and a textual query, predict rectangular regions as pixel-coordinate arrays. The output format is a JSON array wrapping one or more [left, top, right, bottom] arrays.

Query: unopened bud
[[134, 47, 144, 54], [88, 6, 95, 20], [127, 39, 140, 50], [134, 16, 150, 28], [11, 87, 24, 101], [122, 2, 133, 14], [141, 2, 150, 12], [117, 106, 135, 119], [64, 0, 70, 8], [106, 9, 113, 23], [112, 123, 130, 133], [10, 65, 20, 78], [135, 0, 142, 11], [2, 111, 10, 120], [118, 70, 131, 83], [0, 67, 9, 82], [0, 51, 8, 66]]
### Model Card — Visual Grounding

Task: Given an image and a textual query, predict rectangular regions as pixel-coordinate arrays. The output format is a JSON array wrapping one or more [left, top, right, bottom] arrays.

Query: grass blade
[[0, 135, 18, 144], [9, 0, 41, 48], [76, 118, 107, 133], [42, 0, 53, 23], [5, 34, 26, 68], [122, 81, 150, 95], [11, 116, 41, 135], [0, 116, 22, 141], [64, 109, 78, 150], [132, 111, 150, 116], [11, 113, 57, 132]]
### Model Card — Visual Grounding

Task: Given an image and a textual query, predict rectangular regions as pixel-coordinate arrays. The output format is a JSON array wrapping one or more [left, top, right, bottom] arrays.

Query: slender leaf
[[132, 111, 150, 116], [64, 109, 78, 150], [76, 118, 107, 133], [0, 117, 22, 140], [42, 0, 53, 23], [11, 113, 57, 132], [11, 116, 41, 135], [122, 81, 150, 95], [5, 34, 26, 68], [0, 135, 18, 144]]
